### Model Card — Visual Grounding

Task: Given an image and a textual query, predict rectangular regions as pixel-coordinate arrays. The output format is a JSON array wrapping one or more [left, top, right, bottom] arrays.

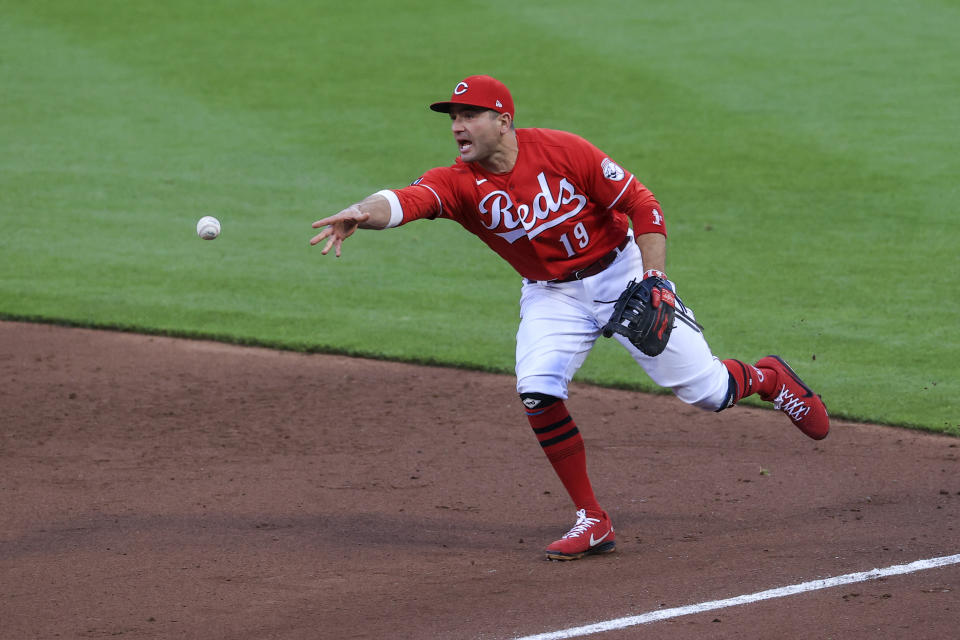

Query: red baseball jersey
[[379, 128, 665, 281]]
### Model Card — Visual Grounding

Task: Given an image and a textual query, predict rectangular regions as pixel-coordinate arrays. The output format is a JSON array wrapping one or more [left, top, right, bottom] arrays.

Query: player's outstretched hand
[[310, 206, 370, 257]]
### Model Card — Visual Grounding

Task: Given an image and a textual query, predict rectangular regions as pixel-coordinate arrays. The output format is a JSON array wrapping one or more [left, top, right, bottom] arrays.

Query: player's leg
[[515, 281, 615, 560], [519, 391, 599, 513], [584, 246, 731, 410], [611, 323, 829, 438], [719, 356, 829, 439], [610, 311, 731, 408], [588, 242, 829, 438]]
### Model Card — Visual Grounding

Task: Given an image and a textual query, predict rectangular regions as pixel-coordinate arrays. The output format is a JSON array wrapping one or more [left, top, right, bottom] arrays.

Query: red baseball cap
[[429, 75, 515, 119]]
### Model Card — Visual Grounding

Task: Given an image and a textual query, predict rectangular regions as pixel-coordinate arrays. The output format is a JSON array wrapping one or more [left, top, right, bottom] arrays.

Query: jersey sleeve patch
[[601, 158, 625, 181]]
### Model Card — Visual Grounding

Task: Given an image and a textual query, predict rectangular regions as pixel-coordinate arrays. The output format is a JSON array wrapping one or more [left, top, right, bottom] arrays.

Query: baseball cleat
[[756, 355, 830, 440], [545, 509, 616, 561]]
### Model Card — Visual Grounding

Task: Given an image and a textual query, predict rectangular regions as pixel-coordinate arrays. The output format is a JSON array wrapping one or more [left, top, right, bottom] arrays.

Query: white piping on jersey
[[419, 183, 443, 215], [374, 189, 404, 228], [391, 183, 444, 225], [606, 174, 635, 210]]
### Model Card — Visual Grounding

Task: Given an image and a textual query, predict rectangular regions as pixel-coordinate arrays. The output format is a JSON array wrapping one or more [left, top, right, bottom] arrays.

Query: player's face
[[448, 106, 504, 164]]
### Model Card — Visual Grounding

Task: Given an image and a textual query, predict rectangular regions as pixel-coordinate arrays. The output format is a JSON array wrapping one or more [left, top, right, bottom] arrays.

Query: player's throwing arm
[[310, 195, 392, 257]]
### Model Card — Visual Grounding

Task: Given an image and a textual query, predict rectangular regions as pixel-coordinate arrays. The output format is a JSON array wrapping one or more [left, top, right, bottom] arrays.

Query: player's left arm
[[634, 232, 666, 275], [614, 179, 667, 274]]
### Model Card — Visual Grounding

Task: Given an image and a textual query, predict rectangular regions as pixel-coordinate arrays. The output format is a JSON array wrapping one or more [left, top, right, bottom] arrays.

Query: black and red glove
[[601, 270, 677, 357]]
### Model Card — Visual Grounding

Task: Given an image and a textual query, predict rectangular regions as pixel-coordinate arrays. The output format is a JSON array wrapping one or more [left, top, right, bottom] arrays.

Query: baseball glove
[[601, 276, 677, 357]]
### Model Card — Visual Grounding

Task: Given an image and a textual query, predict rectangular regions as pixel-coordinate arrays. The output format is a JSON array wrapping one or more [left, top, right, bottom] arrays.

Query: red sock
[[525, 400, 601, 512], [722, 359, 777, 403]]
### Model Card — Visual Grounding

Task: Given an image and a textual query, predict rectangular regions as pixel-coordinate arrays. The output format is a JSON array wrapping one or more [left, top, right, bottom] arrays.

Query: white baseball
[[196, 216, 221, 240]]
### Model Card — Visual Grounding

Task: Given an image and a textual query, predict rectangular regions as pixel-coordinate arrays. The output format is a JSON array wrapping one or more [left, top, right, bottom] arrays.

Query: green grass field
[[1, 1, 957, 434]]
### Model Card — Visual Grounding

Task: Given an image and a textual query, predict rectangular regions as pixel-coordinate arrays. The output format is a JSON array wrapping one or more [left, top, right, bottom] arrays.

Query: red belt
[[551, 235, 631, 283]]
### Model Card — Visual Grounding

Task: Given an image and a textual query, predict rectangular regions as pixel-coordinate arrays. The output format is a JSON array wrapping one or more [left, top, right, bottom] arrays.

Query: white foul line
[[514, 553, 960, 640]]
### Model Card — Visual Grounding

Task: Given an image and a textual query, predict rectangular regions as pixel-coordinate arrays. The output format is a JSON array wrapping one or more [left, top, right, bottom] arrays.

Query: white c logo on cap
[[454, 81, 469, 95]]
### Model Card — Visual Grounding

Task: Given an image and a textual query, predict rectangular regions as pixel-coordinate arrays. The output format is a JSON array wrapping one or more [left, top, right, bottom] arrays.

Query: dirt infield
[[1, 321, 957, 639]]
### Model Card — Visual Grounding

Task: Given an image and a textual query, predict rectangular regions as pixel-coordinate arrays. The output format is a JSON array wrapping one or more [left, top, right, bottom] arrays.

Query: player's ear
[[498, 111, 513, 132]]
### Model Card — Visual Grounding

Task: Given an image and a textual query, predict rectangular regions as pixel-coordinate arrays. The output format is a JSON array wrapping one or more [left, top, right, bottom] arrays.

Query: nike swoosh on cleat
[[589, 531, 610, 546], [774, 356, 814, 397]]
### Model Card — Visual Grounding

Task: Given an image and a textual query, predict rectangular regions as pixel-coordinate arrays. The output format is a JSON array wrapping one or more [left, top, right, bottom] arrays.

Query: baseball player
[[310, 75, 829, 561]]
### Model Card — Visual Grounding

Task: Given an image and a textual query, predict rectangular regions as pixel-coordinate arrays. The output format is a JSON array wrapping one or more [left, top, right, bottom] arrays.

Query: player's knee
[[519, 392, 561, 411], [713, 372, 738, 412], [516, 373, 569, 401], [672, 369, 730, 412]]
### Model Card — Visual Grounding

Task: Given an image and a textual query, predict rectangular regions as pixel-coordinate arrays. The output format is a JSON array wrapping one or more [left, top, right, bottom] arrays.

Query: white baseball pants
[[515, 235, 730, 411]]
